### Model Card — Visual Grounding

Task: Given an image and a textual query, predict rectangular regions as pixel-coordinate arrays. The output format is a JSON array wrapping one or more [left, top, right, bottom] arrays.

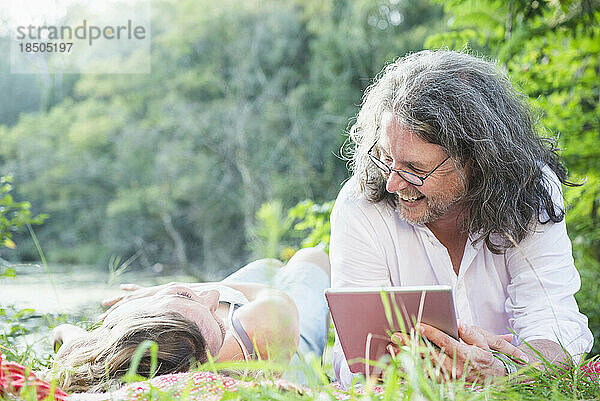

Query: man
[[330, 50, 593, 387]]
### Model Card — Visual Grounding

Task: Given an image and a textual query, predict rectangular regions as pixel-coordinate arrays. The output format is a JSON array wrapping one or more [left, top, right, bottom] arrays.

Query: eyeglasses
[[367, 143, 450, 187]]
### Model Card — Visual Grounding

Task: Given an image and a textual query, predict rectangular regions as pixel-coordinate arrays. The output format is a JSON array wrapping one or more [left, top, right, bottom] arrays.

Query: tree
[[0, 175, 47, 268], [426, 0, 600, 355], [0, 0, 447, 278]]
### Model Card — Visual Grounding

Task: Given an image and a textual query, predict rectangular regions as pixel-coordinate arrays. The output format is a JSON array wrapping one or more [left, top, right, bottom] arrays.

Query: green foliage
[[566, 175, 600, 355], [0, 176, 48, 272], [0, 306, 37, 364], [288, 200, 335, 251], [0, 38, 76, 125], [0, 306, 69, 370], [425, 0, 600, 357], [249, 200, 294, 260], [248, 199, 334, 260], [0, 175, 47, 257], [1, 2, 599, 399], [3, 303, 599, 401], [107, 252, 139, 286], [124, 340, 159, 383], [0, 0, 445, 276], [0, 179, 59, 369]]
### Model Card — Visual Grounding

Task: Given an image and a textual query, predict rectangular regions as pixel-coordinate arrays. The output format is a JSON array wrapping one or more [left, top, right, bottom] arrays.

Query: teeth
[[400, 194, 423, 202]]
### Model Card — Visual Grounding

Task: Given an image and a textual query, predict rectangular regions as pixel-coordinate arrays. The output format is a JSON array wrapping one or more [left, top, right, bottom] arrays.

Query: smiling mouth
[[399, 193, 425, 203]]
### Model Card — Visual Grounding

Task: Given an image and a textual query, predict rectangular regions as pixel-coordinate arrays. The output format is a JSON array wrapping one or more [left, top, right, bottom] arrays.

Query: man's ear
[[463, 158, 478, 181], [452, 158, 473, 187]]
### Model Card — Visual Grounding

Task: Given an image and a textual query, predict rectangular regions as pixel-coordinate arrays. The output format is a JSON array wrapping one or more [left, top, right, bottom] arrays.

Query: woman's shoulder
[[232, 290, 299, 362], [236, 289, 298, 327]]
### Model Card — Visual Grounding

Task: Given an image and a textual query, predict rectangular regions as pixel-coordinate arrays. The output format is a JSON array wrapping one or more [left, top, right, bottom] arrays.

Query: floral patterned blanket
[[1, 350, 379, 401], [2, 350, 598, 401]]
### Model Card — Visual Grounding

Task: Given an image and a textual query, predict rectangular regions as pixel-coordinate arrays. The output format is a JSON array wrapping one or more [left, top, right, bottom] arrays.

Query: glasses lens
[[369, 155, 390, 173], [369, 153, 424, 186], [398, 171, 423, 186]]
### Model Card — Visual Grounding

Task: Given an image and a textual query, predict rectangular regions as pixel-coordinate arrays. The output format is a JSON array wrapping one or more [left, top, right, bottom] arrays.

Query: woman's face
[[103, 285, 227, 358]]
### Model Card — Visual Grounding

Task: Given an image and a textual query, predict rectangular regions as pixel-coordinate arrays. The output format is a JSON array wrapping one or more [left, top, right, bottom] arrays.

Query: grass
[[2, 230, 599, 400], [1, 309, 599, 401]]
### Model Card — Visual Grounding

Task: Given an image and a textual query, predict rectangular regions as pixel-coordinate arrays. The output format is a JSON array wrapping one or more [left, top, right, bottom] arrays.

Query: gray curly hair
[[347, 49, 576, 253]]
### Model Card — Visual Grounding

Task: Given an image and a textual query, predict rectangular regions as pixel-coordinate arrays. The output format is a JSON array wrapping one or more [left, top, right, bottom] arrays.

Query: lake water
[[0, 263, 198, 358], [1, 263, 197, 315]]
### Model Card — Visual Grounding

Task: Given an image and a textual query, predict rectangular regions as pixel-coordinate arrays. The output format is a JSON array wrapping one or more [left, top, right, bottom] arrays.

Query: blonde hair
[[50, 311, 208, 393]]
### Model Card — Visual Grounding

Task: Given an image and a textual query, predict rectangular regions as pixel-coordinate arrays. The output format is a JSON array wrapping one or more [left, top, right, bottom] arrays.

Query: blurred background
[[1, 0, 599, 355]]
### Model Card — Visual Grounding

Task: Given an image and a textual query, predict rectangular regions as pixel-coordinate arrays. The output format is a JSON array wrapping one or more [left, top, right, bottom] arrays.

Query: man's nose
[[386, 172, 409, 193]]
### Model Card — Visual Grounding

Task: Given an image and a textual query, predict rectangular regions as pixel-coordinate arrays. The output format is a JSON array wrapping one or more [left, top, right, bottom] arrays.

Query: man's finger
[[418, 323, 461, 353], [413, 328, 474, 382], [470, 327, 529, 363], [431, 339, 491, 382], [469, 327, 529, 364], [459, 322, 490, 351], [488, 335, 529, 363], [472, 327, 513, 343], [426, 346, 455, 380]]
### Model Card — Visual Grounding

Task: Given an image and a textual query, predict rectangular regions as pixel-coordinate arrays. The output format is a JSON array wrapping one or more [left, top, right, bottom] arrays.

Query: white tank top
[[193, 284, 256, 361]]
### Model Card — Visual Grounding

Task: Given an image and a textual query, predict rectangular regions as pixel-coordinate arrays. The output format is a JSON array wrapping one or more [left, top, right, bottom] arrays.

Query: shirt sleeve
[[504, 170, 593, 360], [329, 181, 392, 387]]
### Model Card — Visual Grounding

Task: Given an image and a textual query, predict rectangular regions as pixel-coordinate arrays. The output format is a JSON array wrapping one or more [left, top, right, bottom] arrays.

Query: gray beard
[[394, 193, 464, 225]]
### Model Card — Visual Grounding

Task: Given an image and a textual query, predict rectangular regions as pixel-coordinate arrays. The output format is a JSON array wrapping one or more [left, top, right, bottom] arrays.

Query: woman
[[51, 247, 330, 392]]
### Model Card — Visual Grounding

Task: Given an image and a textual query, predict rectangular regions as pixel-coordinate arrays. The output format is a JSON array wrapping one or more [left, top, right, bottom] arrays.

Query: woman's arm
[[214, 282, 272, 301], [102, 281, 273, 308], [223, 288, 300, 363]]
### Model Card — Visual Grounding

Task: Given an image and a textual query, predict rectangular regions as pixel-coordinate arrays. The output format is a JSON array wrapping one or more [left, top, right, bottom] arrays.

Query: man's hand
[[456, 323, 528, 363], [387, 322, 530, 382]]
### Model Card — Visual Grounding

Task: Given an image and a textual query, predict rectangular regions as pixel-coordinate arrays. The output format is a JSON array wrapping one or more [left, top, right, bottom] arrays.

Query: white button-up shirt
[[330, 172, 593, 387]]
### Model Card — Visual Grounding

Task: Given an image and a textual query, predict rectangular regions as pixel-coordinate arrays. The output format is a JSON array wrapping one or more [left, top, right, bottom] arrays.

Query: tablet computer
[[325, 285, 458, 375]]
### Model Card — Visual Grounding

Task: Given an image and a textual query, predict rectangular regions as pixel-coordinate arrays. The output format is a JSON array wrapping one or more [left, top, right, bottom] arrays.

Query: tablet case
[[325, 286, 458, 375]]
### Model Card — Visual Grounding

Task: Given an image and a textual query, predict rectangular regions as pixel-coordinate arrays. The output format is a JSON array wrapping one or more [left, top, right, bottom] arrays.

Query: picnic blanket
[[2, 350, 598, 401], [66, 371, 381, 401], [0, 351, 68, 401], [0, 350, 379, 401]]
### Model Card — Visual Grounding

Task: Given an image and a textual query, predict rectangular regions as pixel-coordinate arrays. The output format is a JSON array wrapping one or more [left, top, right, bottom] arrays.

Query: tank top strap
[[227, 303, 259, 361]]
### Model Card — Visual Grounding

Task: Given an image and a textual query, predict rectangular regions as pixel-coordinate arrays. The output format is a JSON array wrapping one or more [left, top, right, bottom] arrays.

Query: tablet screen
[[325, 285, 458, 375]]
